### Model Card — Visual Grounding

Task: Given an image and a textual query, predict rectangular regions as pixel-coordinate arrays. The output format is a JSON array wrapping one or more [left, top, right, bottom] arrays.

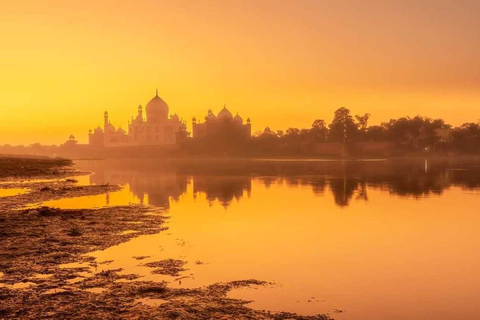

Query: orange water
[[46, 159, 480, 319]]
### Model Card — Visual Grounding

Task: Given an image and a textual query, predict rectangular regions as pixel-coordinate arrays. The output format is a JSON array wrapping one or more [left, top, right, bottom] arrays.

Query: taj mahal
[[89, 90, 251, 148], [89, 90, 187, 147]]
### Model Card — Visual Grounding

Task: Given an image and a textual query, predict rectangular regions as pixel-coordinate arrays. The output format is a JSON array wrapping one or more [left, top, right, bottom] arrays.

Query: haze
[[1, 0, 479, 145]]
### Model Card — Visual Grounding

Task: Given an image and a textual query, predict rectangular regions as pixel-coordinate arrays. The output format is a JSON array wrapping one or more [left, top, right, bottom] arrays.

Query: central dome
[[146, 89, 169, 122], [217, 106, 233, 120]]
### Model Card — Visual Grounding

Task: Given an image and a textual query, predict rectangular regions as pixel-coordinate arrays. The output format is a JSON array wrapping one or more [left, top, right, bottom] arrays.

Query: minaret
[[137, 105, 143, 121], [104, 111, 109, 129]]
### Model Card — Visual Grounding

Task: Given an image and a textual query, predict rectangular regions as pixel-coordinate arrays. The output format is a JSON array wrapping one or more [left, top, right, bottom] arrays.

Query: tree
[[355, 113, 370, 131], [310, 119, 328, 142], [263, 127, 275, 136], [328, 107, 358, 142], [285, 128, 300, 136], [382, 116, 449, 150], [366, 125, 387, 141]]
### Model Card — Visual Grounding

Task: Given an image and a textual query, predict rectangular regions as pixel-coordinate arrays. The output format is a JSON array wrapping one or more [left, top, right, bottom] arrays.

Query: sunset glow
[[1, 0, 479, 145]]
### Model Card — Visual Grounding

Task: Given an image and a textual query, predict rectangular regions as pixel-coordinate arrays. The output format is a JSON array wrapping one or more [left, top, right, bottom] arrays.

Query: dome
[[217, 106, 233, 119], [105, 122, 115, 134], [206, 110, 217, 121], [94, 126, 103, 134], [171, 114, 179, 121], [117, 127, 126, 134], [233, 113, 243, 124], [146, 89, 169, 122]]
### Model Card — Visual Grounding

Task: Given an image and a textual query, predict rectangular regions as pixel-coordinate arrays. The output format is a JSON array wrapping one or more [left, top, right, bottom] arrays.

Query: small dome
[[217, 106, 233, 119], [233, 113, 243, 123], [94, 126, 103, 134], [69, 134, 75, 140], [206, 110, 217, 121], [117, 127, 126, 134], [171, 114, 179, 121], [138, 104, 143, 111], [146, 89, 169, 122]]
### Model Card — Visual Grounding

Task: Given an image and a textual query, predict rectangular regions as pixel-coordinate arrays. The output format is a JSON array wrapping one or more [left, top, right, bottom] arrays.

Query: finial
[[155, 88, 158, 96]]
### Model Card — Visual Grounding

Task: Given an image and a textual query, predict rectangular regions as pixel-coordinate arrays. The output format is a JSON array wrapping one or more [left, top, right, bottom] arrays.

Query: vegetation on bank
[[2, 107, 480, 158], [181, 107, 480, 157]]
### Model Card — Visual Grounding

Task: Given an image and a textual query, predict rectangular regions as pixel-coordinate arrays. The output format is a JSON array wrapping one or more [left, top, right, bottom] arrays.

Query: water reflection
[[68, 158, 480, 320], [86, 160, 187, 208], [76, 158, 480, 208], [193, 175, 251, 207]]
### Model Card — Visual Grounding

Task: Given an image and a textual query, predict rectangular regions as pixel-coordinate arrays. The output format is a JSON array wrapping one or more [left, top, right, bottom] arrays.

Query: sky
[[1, 0, 479, 145]]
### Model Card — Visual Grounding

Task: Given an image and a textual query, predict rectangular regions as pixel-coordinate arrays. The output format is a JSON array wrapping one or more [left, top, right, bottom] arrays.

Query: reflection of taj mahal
[[89, 90, 187, 147]]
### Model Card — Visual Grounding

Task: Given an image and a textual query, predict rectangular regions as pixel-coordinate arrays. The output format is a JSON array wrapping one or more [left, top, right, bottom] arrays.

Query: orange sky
[[1, 0, 479, 145]]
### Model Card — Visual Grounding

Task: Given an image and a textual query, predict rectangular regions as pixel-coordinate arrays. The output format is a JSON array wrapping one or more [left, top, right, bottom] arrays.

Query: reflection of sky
[[43, 159, 480, 319], [52, 173, 480, 320], [0, 188, 29, 197]]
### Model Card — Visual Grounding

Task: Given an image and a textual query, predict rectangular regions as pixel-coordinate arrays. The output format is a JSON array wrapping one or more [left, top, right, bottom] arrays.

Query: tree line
[[183, 107, 480, 157]]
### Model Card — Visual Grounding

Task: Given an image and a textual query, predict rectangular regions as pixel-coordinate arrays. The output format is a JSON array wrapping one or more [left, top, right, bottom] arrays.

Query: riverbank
[[0, 157, 330, 320]]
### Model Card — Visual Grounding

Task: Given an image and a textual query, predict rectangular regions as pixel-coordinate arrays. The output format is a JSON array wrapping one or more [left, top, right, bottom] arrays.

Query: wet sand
[[0, 157, 330, 320]]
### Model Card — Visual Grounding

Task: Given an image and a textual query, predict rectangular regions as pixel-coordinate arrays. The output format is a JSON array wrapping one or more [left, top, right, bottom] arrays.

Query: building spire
[[155, 88, 158, 96]]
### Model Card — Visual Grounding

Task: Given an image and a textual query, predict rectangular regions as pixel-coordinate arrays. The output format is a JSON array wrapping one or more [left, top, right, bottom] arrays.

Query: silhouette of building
[[89, 90, 187, 147], [64, 134, 78, 146], [192, 106, 251, 139], [193, 175, 251, 207]]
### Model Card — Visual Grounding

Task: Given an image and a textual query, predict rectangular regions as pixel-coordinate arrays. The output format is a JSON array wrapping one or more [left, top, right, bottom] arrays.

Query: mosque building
[[192, 106, 251, 139], [89, 90, 187, 147]]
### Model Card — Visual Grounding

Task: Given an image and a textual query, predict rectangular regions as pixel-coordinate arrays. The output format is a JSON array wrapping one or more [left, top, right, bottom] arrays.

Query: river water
[[44, 158, 480, 320]]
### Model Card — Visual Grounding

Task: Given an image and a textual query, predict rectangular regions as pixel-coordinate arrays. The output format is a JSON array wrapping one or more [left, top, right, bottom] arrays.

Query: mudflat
[[0, 157, 330, 320]]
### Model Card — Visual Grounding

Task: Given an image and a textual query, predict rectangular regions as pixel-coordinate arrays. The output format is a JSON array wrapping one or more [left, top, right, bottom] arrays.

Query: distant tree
[[450, 123, 480, 153], [263, 127, 275, 136], [355, 113, 370, 131], [382, 116, 449, 150], [366, 125, 387, 141], [299, 129, 310, 138], [312, 119, 326, 129], [311, 119, 328, 142], [285, 128, 300, 136], [328, 107, 358, 142], [253, 130, 264, 137]]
